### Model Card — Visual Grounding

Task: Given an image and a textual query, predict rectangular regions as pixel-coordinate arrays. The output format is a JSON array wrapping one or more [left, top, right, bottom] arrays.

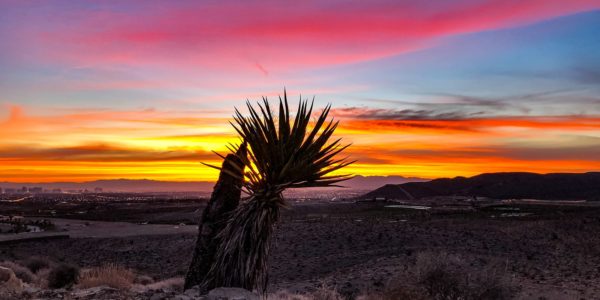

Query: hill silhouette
[[362, 172, 600, 200]]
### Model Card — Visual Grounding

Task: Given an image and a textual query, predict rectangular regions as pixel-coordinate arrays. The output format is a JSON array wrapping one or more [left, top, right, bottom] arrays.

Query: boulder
[[0, 266, 24, 296], [207, 287, 259, 300], [184, 285, 202, 297]]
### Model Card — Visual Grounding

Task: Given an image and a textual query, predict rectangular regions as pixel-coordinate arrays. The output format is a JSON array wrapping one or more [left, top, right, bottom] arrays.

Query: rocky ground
[[1, 201, 600, 299]]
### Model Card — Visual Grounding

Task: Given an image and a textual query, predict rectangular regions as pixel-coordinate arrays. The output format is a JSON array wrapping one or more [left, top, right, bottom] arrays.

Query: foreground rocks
[[10, 286, 261, 300], [0, 266, 24, 298]]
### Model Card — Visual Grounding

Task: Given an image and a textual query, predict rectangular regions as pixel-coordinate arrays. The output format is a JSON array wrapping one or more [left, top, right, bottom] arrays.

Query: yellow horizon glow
[[1, 105, 599, 182]]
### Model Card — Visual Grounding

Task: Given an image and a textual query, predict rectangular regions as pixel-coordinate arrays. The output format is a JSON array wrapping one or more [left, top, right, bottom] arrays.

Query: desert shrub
[[414, 252, 464, 299], [374, 252, 517, 300], [268, 285, 344, 300], [47, 263, 79, 289], [77, 264, 135, 290], [466, 268, 516, 300], [35, 268, 51, 288], [0, 261, 35, 283], [268, 290, 312, 300], [311, 284, 345, 300], [22, 256, 52, 273]]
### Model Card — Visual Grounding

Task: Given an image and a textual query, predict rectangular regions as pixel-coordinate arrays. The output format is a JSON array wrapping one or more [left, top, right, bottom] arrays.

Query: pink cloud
[[12, 0, 599, 72]]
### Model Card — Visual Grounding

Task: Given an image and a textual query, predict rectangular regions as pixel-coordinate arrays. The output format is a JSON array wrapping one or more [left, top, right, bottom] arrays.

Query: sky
[[1, 0, 599, 182]]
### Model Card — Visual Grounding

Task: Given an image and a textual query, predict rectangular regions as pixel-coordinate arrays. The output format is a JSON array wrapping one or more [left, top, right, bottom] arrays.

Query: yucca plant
[[202, 91, 354, 292]]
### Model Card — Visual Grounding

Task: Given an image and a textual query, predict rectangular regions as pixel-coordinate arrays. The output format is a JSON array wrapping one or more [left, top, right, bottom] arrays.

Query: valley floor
[[1, 201, 600, 299]]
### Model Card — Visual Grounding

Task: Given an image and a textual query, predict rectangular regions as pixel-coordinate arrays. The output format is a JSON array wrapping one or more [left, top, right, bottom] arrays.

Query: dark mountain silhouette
[[362, 172, 600, 200], [336, 175, 427, 190]]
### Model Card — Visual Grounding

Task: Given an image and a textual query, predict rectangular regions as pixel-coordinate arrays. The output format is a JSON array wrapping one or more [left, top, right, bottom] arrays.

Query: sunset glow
[[1, 1, 599, 182]]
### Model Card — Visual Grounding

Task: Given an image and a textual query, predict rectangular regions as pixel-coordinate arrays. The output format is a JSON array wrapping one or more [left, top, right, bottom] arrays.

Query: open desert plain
[[2, 188, 600, 299]]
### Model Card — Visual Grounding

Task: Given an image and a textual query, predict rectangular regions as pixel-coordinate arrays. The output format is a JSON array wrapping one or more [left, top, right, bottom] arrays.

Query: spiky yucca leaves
[[202, 92, 353, 292]]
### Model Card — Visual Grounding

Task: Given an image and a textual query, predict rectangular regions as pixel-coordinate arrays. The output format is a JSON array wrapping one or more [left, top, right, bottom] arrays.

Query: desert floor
[[1, 200, 600, 299]]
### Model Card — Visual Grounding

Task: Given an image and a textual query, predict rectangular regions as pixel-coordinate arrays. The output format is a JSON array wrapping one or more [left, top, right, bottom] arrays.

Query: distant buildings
[[0, 186, 103, 194], [29, 187, 43, 193], [0, 186, 47, 194]]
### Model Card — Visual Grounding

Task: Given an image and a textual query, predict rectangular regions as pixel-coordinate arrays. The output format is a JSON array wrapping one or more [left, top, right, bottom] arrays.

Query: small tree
[[202, 91, 353, 292]]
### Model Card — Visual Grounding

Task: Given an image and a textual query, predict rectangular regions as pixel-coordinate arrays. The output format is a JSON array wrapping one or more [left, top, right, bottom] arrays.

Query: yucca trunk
[[203, 190, 283, 292], [184, 145, 247, 291]]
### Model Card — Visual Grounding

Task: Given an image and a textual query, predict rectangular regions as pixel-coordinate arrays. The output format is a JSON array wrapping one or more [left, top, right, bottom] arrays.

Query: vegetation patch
[[77, 264, 135, 290]]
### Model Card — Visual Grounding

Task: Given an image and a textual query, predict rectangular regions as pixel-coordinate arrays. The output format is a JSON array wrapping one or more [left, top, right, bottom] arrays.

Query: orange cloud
[[1, 103, 599, 182]]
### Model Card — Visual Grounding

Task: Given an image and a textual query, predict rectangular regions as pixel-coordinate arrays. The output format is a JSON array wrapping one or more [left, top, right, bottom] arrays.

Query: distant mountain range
[[362, 172, 600, 201], [0, 179, 215, 193], [0, 175, 426, 193]]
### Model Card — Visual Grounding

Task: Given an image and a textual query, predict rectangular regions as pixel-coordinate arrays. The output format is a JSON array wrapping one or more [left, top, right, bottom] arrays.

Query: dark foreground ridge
[[362, 172, 600, 200]]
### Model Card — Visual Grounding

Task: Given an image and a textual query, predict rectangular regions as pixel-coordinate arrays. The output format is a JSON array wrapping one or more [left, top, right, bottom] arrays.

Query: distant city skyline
[[1, 1, 599, 182]]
